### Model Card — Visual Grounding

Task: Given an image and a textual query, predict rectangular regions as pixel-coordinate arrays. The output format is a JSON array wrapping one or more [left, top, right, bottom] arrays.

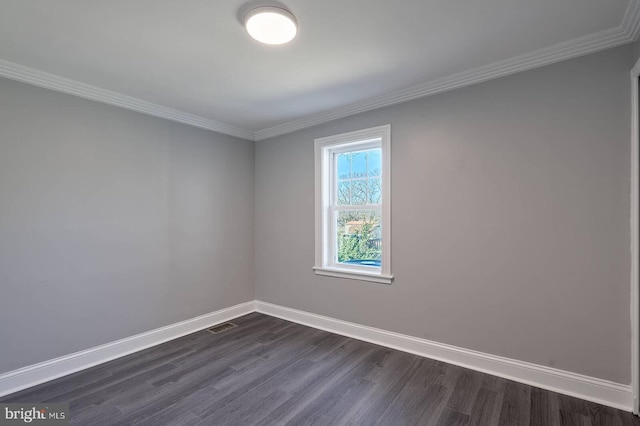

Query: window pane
[[337, 153, 351, 180], [336, 210, 382, 266], [337, 181, 350, 205], [352, 151, 367, 178], [368, 178, 381, 204], [368, 148, 382, 177], [351, 179, 367, 205]]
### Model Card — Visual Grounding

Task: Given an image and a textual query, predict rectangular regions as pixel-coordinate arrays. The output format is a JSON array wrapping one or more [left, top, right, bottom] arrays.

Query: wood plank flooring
[[1, 313, 638, 425]]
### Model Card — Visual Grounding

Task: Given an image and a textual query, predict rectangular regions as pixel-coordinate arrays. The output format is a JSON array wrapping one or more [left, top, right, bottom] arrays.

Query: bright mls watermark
[[0, 404, 68, 425]]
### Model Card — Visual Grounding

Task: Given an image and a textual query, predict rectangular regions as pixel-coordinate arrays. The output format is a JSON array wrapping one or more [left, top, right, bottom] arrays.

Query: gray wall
[[255, 45, 633, 384], [0, 77, 255, 374], [0, 43, 634, 385]]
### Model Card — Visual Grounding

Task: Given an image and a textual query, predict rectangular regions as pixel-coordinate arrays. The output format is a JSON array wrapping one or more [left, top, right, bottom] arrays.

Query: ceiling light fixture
[[244, 6, 297, 45]]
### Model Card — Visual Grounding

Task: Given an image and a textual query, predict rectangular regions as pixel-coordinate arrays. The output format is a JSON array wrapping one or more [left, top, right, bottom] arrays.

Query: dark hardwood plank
[[559, 410, 592, 426], [530, 387, 561, 426], [377, 358, 450, 425], [417, 384, 452, 425], [622, 410, 640, 426], [111, 367, 236, 424], [587, 402, 622, 426], [437, 408, 470, 426], [342, 351, 424, 424], [480, 373, 508, 394], [316, 378, 377, 426], [469, 387, 499, 426], [284, 348, 389, 425], [195, 386, 291, 426], [559, 392, 591, 417], [67, 363, 176, 418], [2, 313, 639, 426], [447, 369, 483, 415], [265, 340, 377, 424], [0, 364, 113, 404], [498, 381, 532, 426], [70, 405, 122, 426]]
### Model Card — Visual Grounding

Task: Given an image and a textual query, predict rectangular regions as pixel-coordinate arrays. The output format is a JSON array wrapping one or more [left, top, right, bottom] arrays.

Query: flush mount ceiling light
[[244, 6, 297, 45]]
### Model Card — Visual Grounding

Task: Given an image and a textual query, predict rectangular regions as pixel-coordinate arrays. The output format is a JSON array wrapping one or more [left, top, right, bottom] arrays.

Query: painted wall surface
[[254, 46, 632, 384], [0, 77, 255, 374]]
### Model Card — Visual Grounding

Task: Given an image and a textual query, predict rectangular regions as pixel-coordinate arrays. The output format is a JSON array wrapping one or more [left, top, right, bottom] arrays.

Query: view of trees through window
[[335, 148, 382, 265]]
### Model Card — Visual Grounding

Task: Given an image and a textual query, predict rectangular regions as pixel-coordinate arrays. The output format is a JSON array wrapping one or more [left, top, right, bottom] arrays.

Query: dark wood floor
[[2, 313, 638, 425]]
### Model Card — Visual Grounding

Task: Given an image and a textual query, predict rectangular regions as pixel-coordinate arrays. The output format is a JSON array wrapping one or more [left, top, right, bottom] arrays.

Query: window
[[314, 125, 392, 284]]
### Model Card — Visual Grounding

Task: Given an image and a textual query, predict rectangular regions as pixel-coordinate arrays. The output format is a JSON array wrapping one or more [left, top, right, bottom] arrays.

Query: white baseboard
[[255, 300, 633, 412], [1, 299, 632, 412], [0, 301, 256, 398]]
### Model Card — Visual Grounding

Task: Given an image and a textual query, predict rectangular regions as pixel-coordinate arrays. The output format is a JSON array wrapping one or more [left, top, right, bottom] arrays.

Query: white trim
[[631, 57, 640, 415], [314, 125, 392, 283], [255, 301, 634, 412], [0, 299, 633, 412], [312, 266, 393, 284], [0, 59, 255, 141], [2, 2, 640, 142], [0, 301, 256, 398], [254, 1, 640, 140], [622, 0, 640, 42]]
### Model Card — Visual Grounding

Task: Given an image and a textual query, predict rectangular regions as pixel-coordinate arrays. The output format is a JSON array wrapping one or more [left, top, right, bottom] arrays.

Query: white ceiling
[[0, 0, 638, 140]]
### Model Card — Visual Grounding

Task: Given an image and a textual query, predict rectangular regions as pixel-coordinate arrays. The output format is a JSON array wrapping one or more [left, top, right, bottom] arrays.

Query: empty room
[[1, 1, 640, 425]]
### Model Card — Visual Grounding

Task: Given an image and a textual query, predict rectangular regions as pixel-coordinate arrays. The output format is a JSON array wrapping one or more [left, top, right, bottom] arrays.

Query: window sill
[[313, 266, 393, 284]]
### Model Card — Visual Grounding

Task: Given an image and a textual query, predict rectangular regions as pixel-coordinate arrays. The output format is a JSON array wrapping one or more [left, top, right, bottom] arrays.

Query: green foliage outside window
[[337, 213, 381, 262]]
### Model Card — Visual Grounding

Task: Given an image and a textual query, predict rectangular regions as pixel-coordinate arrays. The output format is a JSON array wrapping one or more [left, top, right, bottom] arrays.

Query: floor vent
[[207, 322, 237, 334]]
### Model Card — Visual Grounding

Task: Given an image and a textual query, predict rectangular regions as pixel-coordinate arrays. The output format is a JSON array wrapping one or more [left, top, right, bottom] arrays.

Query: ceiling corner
[[622, 0, 640, 40], [0, 59, 256, 141]]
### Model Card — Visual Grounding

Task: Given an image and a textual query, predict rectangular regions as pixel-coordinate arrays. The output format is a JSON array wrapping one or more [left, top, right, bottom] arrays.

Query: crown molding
[[0, 59, 255, 141], [1, 1, 639, 142], [622, 0, 640, 40], [254, 0, 640, 140]]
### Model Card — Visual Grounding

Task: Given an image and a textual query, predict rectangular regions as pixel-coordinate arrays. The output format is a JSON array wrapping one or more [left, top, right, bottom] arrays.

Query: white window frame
[[313, 124, 393, 284]]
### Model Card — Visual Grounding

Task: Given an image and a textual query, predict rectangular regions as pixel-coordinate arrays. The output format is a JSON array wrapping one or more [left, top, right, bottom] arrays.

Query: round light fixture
[[244, 6, 297, 45]]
